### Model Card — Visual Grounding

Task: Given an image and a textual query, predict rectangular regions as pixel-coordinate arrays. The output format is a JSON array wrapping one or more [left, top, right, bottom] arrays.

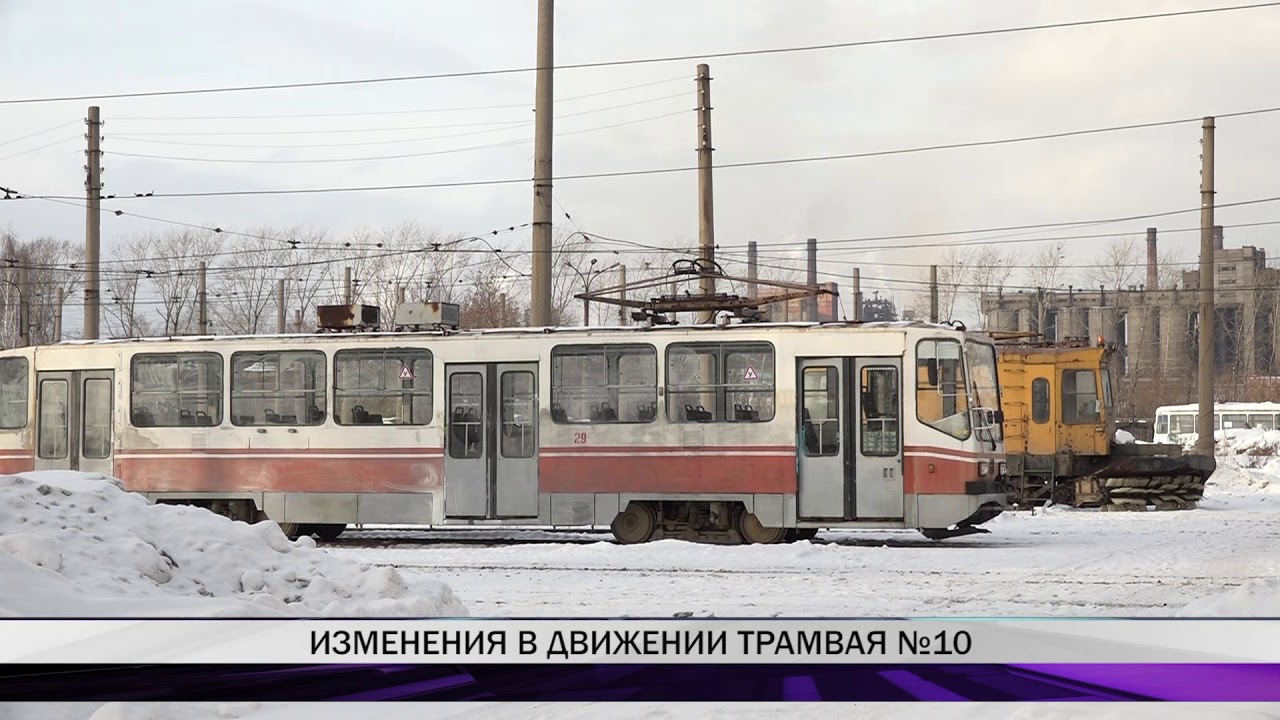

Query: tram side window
[[1172, 414, 1197, 435], [915, 339, 970, 440], [1223, 413, 1249, 430], [130, 353, 223, 428], [1248, 414, 1275, 431], [1155, 414, 1168, 435], [334, 348, 432, 426], [1031, 378, 1050, 424], [1061, 369, 1100, 424], [231, 351, 326, 426], [550, 344, 657, 424], [665, 342, 775, 424], [0, 357, 29, 430]]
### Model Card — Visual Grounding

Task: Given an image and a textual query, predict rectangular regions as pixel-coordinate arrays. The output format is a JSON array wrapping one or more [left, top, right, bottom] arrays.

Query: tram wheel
[[312, 524, 347, 541], [738, 510, 787, 545], [611, 503, 657, 545], [276, 522, 302, 540]]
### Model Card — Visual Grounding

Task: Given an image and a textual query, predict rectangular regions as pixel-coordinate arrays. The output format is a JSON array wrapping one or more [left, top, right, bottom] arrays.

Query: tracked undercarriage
[[1008, 443, 1214, 511]]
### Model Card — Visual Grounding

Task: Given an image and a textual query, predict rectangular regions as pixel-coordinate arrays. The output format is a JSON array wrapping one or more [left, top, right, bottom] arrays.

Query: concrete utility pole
[[1196, 116, 1216, 456], [343, 267, 353, 305], [83, 105, 103, 340], [396, 285, 406, 306], [746, 241, 758, 299], [294, 309, 303, 333], [16, 265, 29, 347], [852, 267, 862, 322], [53, 287, 64, 342], [929, 265, 940, 323], [529, 0, 554, 327], [276, 279, 286, 334], [805, 237, 818, 321], [197, 261, 208, 335], [696, 63, 716, 324], [617, 264, 627, 325]]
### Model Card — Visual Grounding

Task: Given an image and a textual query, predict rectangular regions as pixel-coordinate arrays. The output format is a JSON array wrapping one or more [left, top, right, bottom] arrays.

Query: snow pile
[[0, 471, 467, 617], [1178, 579, 1280, 617], [1206, 428, 1280, 496], [1114, 429, 1136, 444]]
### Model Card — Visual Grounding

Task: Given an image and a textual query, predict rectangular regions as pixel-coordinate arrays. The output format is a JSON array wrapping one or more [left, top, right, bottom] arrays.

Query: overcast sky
[[2, 0, 1279, 321]]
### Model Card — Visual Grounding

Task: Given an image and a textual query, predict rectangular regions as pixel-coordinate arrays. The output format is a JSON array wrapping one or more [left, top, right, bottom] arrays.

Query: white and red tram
[[0, 320, 1006, 544]]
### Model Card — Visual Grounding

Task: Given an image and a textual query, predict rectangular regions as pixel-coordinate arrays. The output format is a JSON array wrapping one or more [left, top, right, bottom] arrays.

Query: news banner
[[0, 618, 1279, 701]]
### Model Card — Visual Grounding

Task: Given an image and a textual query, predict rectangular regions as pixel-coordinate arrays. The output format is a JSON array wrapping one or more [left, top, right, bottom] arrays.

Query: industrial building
[[980, 226, 1280, 416]]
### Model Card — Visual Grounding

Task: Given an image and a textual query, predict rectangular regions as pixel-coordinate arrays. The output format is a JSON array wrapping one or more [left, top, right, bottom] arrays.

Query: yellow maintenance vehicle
[[991, 334, 1214, 511]]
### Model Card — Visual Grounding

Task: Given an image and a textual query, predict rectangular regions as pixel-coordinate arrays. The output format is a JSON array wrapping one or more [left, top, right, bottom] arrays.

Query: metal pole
[[1196, 116, 1216, 455], [805, 237, 818, 321], [54, 287, 63, 342], [747, 240, 758, 299], [929, 265, 940, 323], [83, 105, 102, 340], [197, 261, 208, 335], [396, 284, 406, 305], [343, 267, 352, 305], [294, 309, 302, 333], [617, 264, 627, 325], [276, 278, 286, 334], [529, 0, 554, 327], [852, 268, 862, 322], [16, 265, 29, 348], [696, 63, 716, 324]]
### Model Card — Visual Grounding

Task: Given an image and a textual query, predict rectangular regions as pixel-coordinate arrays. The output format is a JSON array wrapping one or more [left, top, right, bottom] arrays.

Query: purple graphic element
[[0, 664, 1277, 701]]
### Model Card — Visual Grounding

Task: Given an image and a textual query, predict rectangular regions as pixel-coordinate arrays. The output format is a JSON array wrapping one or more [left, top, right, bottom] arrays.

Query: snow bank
[[1178, 579, 1280, 617], [1206, 429, 1280, 496], [0, 472, 467, 617], [1114, 429, 1136, 445]]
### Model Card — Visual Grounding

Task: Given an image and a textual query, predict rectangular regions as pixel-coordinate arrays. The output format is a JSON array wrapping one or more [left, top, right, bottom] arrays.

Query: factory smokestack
[[1146, 227, 1158, 291]]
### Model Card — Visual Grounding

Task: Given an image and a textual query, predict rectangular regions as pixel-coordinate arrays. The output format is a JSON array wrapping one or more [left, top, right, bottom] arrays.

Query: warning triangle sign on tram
[[742, 364, 759, 381], [399, 363, 414, 381]]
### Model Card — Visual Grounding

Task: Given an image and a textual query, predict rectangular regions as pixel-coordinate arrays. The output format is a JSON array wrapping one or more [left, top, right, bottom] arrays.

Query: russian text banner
[[1, 618, 1279, 664]]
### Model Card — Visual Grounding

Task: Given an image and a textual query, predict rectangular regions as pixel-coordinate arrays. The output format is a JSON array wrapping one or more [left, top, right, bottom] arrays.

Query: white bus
[[1153, 401, 1280, 444]]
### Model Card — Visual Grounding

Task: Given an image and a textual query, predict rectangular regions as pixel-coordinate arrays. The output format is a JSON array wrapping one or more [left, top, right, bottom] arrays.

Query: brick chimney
[[1213, 225, 1224, 251], [1145, 227, 1158, 290]]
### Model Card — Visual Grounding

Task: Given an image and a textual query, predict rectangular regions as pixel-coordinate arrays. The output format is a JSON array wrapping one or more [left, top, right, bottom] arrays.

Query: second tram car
[[0, 318, 1006, 544]]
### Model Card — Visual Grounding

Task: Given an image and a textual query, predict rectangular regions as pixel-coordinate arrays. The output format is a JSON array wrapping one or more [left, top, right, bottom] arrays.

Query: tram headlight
[[978, 460, 991, 477], [997, 461, 1007, 476]]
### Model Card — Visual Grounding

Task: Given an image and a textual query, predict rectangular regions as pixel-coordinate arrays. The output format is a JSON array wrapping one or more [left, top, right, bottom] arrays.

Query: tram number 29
[[573, 432, 588, 445]]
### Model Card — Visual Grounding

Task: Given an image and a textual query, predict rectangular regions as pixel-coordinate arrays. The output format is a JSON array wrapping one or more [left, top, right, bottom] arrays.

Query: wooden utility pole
[[696, 63, 716, 324], [1196, 116, 1216, 456], [16, 265, 29, 347], [929, 265, 940, 323], [53, 287, 64, 342], [746, 241, 758, 299], [276, 278, 286, 334], [529, 0, 554, 327], [805, 237, 818, 321], [83, 105, 103, 340], [197, 261, 208, 335], [852, 268, 862, 322], [617, 264, 627, 325]]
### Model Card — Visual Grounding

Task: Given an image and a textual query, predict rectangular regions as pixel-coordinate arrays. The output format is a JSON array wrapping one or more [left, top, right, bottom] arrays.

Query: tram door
[[34, 370, 115, 476], [796, 358, 903, 520], [443, 363, 540, 519]]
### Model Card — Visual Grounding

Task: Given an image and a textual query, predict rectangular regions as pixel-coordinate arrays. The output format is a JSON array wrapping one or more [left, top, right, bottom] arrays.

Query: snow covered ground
[[0, 471, 465, 618]]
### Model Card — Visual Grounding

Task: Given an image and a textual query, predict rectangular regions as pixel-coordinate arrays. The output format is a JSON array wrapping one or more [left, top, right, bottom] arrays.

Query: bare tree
[[908, 246, 967, 322], [102, 233, 156, 339], [1095, 237, 1142, 292], [0, 232, 85, 346], [147, 229, 222, 335], [211, 229, 296, 335], [965, 246, 1019, 329]]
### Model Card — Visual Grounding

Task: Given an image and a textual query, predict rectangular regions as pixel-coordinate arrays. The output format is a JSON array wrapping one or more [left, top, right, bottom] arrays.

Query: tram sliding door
[[796, 357, 904, 521], [34, 370, 115, 476], [443, 362, 540, 520]]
